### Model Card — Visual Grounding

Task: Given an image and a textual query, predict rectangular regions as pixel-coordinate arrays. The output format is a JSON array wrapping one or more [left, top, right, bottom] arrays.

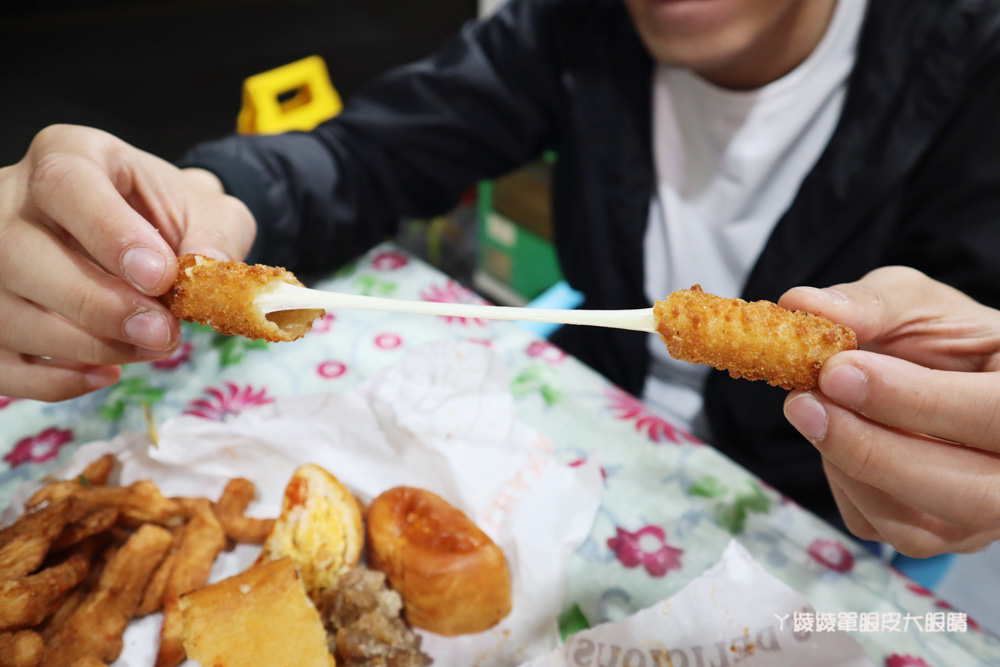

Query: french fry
[[213, 478, 275, 544], [0, 629, 44, 667], [69, 659, 107, 667], [41, 524, 173, 667], [135, 526, 182, 617], [0, 547, 91, 632], [155, 499, 227, 667], [79, 454, 117, 487], [38, 540, 115, 642], [27, 480, 184, 526], [50, 506, 119, 553], [0, 498, 76, 580]]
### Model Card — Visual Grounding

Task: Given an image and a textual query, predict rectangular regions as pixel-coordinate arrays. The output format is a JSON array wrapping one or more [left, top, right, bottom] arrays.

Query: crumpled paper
[[522, 540, 874, 667], [4, 342, 603, 667]]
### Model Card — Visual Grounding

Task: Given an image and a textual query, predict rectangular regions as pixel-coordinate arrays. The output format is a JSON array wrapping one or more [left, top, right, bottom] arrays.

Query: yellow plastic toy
[[237, 55, 343, 135]]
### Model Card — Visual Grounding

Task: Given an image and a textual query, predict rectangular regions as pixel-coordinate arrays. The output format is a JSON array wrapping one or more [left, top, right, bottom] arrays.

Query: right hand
[[0, 124, 256, 402]]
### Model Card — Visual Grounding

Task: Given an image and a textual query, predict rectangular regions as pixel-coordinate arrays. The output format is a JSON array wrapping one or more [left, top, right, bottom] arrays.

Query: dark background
[[0, 0, 477, 165]]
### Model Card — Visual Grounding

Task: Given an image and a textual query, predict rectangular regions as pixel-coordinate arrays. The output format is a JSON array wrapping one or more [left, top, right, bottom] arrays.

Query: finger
[[778, 266, 989, 348], [27, 150, 176, 295], [824, 462, 1000, 557], [0, 290, 165, 365], [176, 168, 256, 261], [820, 350, 1000, 453], [783, 391, 1000, 528], [0, 350, 121, 402], [822, 460, 881, 542], [177, 195, 256, 262], [0, 220, 179, 351]]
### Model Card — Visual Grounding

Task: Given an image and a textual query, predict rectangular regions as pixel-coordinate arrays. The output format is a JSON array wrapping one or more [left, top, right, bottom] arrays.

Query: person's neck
[[698, 0, 839, 90]]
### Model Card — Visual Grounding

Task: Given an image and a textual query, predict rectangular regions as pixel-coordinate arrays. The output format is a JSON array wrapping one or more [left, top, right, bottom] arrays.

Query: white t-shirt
[[642, 0, 867, 431]]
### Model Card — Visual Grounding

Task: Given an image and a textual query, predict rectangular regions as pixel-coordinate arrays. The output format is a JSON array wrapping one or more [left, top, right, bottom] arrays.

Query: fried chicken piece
[[654, 285, 857, 390], [161, 254, 324, 342]]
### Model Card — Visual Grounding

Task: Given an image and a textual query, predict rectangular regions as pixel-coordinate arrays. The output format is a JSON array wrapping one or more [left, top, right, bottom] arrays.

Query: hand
[[0, 124, 256, 402], [780, 266, 1000, 557]]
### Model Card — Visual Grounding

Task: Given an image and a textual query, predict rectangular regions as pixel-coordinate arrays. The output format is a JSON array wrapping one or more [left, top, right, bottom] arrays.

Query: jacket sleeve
[[177, 0, 563, 274], [887, 36, 1000, 310]]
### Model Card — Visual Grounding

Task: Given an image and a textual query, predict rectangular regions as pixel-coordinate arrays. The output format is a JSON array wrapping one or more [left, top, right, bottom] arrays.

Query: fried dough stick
[[0, 545, 92, 631], [26, 479, 184, 526], [41, 524, 173, 667], [654, 285, 857, 390], [213, 477, 275, 544], [161, 254, 324, 342], [0, 630, 43, 667], [155, 499, 227, 667]]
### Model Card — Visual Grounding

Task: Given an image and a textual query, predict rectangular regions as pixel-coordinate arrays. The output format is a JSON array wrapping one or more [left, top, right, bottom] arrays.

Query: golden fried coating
[[654, 285, 857, 390], [160, 255, 324, 342]]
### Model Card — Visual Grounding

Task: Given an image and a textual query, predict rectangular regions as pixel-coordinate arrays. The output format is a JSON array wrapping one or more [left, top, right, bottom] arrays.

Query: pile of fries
[[0, 454, 275, 667]]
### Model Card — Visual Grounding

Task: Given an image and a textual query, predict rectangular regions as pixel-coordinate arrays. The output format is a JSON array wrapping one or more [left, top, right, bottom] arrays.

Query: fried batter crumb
[[160, 255, 324, 342], [315, 565, 432, 667], [654, 285, 857, 390]]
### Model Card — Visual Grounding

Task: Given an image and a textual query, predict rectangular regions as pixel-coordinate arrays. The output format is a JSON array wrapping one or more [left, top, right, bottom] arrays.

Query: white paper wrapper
[[4, 342, 603, 667], [522, 541, 874, 667]]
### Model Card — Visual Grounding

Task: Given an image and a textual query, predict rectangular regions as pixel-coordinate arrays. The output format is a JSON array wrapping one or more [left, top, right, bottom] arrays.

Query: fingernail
[[124, 310, 172, 350], [122, 246, 166, 292], [784, 392, 828, 443], [822, 364, 867, 409], [86, 366, 120, 390]]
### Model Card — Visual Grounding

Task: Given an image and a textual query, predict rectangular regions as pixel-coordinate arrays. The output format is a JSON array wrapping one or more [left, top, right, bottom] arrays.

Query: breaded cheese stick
[[654, 285, 857, 390], [161, 255, 324, 342]]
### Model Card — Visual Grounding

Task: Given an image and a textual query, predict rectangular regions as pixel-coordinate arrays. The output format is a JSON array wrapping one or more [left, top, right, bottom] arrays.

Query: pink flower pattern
[[419, 280, 489, 326], [374, 333, 403, 350], [807, 538, 855, 573], [604, 387, 699, 444], [0, 396, 17, 410], [607, 525, 684, 577], [885, 656, 931, 667], [4, 428, 74, 467], [310, 313, 337, 334], [317, 360, 348, 379], [371, 251, 409, 271], [184, 383, 274, 421], [152, 342, 193, 370], [526, 340, 566, 365]]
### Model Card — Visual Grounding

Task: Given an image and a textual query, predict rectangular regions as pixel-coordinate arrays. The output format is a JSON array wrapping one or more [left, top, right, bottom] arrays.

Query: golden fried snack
[[135, 525, 182, 618], [161, 254, 324, 342], [367, 486, 512, 636], [42, 524, 173, 667], [654, 285, 857, 390], [50, 506, 119, 552], [0, 547, 92, 632], [0, 630, 44, 667], [258, 464, 364, 598], [26, 479, 184, 526], [79, 454, 117, 487], [213, 477, 276, 544], [179, 557, 335, 667], [155, 499, 227, 667], [0, 498, 76, 581]]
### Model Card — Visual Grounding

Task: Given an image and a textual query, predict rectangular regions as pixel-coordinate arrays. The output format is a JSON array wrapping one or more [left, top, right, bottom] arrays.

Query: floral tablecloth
[[2, 243, 997, 666]]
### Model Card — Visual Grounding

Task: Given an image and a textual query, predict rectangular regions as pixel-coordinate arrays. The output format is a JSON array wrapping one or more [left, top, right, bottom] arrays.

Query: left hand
[[779, 266, 1000, 557]]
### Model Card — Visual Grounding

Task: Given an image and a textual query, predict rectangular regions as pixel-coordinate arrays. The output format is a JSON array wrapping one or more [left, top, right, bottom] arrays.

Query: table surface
[[2, 243, 997, 666]]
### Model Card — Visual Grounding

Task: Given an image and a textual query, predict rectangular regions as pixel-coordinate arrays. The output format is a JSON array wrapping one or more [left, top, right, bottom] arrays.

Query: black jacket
[[179, 0, 1000, 520]]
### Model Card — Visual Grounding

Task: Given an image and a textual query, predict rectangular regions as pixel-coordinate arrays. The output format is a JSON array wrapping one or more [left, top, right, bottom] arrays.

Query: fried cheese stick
[[161, 255, 324, 342], [654, 285, 857, 390]]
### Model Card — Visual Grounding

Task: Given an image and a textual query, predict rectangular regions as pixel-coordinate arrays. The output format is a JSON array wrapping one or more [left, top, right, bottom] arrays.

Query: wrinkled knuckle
[[27, 151, 77, 200], [62, 283, 106, 333]]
